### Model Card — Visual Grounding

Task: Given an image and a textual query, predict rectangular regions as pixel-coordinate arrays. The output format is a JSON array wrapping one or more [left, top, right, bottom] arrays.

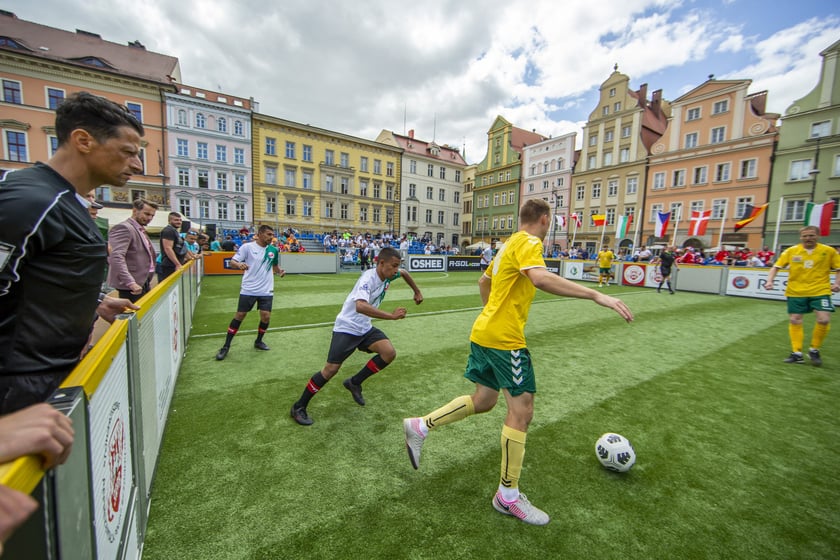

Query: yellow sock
[[499, 425, 527, 492], [789, 323, 804, 353], [423, 395, 474, 430], [810, 323, 830, 350]]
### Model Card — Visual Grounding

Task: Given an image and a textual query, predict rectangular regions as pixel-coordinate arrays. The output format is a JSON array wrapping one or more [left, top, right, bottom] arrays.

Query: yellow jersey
[[470, 230, 546, 350], [598, 250, 615, 268], [774, 243, 840, 297]]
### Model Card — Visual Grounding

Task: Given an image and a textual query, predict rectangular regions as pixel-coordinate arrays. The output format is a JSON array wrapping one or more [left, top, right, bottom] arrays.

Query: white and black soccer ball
[[595, 433, 636, 472]]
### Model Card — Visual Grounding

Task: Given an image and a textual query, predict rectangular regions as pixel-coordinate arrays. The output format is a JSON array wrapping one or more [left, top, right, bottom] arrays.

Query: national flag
[[615, 214, 633, 238], [654, 211, 671, 238], [803, 201, 835, 236], [554, 214, 566, 231], [688, 210, 711, 236], [733, 203, 768, 231], [570, 212, 582, 229], [592, 214, 606, 227]]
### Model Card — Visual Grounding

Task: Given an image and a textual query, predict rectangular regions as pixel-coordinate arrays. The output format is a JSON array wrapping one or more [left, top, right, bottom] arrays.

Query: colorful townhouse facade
[[376, 129, 466, 247], [252, 113, 403, 236], [461, 163, 476, 249], [520, 131, 576, 253], [164, 85, 254, 233], [571, 67, 670, 254], [0, 11, 180, 229], [473, 116, 547, 244], [646, 78, 779, 252], [766, 39, 840, 250]]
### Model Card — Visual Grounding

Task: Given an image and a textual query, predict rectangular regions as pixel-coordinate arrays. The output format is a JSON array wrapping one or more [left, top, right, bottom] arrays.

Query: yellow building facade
[[252, 114, 403, 235]]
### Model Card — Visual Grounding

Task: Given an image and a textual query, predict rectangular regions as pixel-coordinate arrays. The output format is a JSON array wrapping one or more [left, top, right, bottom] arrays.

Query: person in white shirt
[[215, 225, 285, 361], [290, 247, 423, 425]]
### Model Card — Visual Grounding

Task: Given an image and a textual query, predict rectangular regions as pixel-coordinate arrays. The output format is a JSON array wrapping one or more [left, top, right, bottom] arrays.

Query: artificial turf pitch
[[142, 272, 840, 560]]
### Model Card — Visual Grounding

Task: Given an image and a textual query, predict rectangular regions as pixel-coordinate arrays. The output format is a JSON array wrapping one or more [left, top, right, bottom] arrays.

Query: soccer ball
[[595, 433, 636, 472]]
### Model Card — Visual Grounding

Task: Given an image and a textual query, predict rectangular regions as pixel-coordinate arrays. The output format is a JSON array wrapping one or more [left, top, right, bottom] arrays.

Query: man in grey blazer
[[107, 198, 158, 302]]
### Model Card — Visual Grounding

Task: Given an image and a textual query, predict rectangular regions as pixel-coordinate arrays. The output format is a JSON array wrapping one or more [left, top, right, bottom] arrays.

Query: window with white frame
[[179, 198, 191, 217], [324, 201, 333, 218], [603, 152, 613, 165], [197, 170, 209, 189], [439, 188, 445, 201], [340, 203, 349, 220], [373, 182, 381, 198], [301, 200, 311, 218], [217, 117, 227, 133], [265, 166, 276, 185], [834, 154, 840, 177], [693, 166, 708, 185], [711, 127, 726, 144], [218, 202, 228, 220], [685, 132, 698, 148], [493, 193, 500, 206], [303, 145, 313, 162], [686, 107, 701, 121], [286, 141, 295, 159], [426, 186, 433, 200], [690, 200, 704, 213], [670, 202, 683, 221], [373, 160, 382, 174], [341, 153, 349, 168], [387, 162, 394, 176], [606, 208, 616, 225], [735, 197, 753, 219], [438, 211, 445, 225], [265, 137, 275, 155], [234, 174, 245, 192], [425, 209, 433, 223], [234, 148, 245, 165], [236, 203, 246, 221], [286, 198, 296, 216], [285, 169, 296, 187], [784, 199, 806, 221], [177, 139, 189, 157], [789, 159, 812, 180], [324, 175, 334, 192], [587, 155, 596, 168], [501, 191, 508, 205], [234, 120, 244, 136], [199, 199, 209, 219], [650, 204, 663, 221], [589, 134, 598, 146], [5, 131, 27, 162], [714, 163, 731, 182], [592, 183, 601, 198], [303, 171, 312, 190], [740, 159, 757, 179], [216, 171, 227, 190], [360, 156, 368, 171], [325, 150, 334, 166], [620, 148, 630, 162], [626, 176, 638, 195], [673, 169, 686, 187], [197, 142, 208, 160], [712, 198, 727, 219], [621, 125, 632, 138], [605, 130, 614, 142], [810, 121, 831, 138], [126, 102, 142, 123], [196, 113, 206, 129], [177, 167, 189, 187], [576, 185, 585, 200], [46, 87, 64, 110], [653, 172, 665, 190], [48, 135, 59, 157], [177, 109, 188, 126], [340, 177, 350, 195], [359, 206, 367, 222], [454, 191, 460, 203], [608, 180, 618, 197], [712, 99, 729, 114]]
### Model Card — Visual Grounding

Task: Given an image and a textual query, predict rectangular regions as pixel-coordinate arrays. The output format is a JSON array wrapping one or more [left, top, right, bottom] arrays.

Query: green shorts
[[599, 267, 611, 275], [787, 296, 835, 314], [463, 342, 536, 396]]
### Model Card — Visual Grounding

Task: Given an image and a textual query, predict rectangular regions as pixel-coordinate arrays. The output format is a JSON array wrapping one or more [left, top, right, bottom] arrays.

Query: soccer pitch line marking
[[190, 288, 650, 339]]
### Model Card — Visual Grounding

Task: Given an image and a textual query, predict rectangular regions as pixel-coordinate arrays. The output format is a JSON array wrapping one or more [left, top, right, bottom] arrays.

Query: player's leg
[[784, 299, 806, 363], [216, 297, 251, 360], [254, 301, 272, 350], [342, 329, 393, 406], [808, 305, 833, 366], [291, 333, 356, 425]]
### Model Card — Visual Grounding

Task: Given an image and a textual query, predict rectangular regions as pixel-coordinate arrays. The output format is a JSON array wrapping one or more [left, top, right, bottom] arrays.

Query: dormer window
[[71, 56, 114, 69], [0, 37, 27, 50]]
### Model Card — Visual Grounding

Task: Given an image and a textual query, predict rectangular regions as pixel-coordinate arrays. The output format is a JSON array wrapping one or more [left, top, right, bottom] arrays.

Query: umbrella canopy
[[465, 241, 491, 251]]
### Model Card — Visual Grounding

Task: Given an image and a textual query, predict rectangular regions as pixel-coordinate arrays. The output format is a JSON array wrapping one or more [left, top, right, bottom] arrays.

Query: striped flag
[[592, 214, 607, 227], [654, 211, 671, 238], [570, 212, 582, 228], [688, 210, 711, 236], [734, 203, 768, 231], [615, 214, 632, 238], [804, 201, 835, 235], [554, 214, 567, 231]]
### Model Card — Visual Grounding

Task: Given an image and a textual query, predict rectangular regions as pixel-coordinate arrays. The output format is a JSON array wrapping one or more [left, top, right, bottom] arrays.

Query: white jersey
[[333, 267, 396, 335], [234, 241, 279, 296]]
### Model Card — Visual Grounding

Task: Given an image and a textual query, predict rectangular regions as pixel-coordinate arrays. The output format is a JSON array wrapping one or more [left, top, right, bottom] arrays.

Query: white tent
[[97, 207, 173, 235], [465, 241, 491, 251]]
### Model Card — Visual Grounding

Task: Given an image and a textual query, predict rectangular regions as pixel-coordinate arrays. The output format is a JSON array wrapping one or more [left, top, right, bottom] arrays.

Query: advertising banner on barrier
[[89, 345, 134, 559], [725, 269, 840, 304], [544, 259, 562, 275], [407, 255, 446, 272], [621, 263, 648, 287], [446, 255, 483, 272], [563, 260, 598, 282]]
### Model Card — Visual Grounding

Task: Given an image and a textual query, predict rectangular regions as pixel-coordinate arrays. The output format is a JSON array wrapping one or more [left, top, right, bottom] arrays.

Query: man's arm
[[398, 269, 424, 304], [478, 273, 492, 305], [523, 267, 633, 322], [355, 300, 406, 320], [161, 237, 181, 269]]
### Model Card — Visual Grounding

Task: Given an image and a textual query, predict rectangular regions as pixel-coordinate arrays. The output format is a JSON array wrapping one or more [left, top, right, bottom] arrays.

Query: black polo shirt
[[0, 163, 107, 376]]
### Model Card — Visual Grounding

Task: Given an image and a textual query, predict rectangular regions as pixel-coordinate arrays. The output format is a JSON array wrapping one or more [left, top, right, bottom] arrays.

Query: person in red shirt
[[713, 249, 730, 264], [757, 246, 775, 265]]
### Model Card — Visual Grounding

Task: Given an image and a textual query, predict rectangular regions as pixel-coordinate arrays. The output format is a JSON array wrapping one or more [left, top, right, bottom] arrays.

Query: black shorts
[[327, 327, 388, 364], [237, 294, 274, 313]]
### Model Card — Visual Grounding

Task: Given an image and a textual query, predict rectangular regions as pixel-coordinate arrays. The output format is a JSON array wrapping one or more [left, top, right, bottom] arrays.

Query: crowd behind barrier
[[0, 260, 201, 560], [5, 250, 838, 559]]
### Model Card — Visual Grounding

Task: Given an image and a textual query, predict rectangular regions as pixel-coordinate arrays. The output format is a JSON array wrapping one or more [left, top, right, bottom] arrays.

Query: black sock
[[256, 321, 269, 342], [351, 355, 389, 386], [224, 318, 242, 347], [296, 372, 327, 408]]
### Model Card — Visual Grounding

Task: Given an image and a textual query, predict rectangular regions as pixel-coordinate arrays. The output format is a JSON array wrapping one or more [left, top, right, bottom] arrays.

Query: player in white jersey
[[215, 225, 285, 361], [291, 247, 423, 425]]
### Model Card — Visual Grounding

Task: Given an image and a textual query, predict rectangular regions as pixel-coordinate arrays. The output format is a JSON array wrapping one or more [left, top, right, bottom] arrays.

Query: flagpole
[[632, 211, 640, 250], [599, 218, 606, 248], [671, 210, 681, 247], [571, 217, 578, 249], [771, 196, 783, 257], [718, 202, 728, 250]]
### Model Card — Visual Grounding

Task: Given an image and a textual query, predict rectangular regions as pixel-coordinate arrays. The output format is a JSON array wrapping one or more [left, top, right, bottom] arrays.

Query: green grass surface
[[143, 272, 840, 560]]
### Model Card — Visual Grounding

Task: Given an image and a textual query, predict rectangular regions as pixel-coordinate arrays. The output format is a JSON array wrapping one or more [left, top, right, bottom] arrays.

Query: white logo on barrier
[[102, 401, 126, 543], [624, 265, 644, 284]]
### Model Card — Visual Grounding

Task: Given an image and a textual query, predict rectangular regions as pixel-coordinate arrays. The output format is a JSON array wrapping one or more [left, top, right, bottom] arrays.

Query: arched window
[[196, 113, 206, 129], [234, 120, 243, 136], [218, 117, 227, 133], [177, 109, 187, 125]]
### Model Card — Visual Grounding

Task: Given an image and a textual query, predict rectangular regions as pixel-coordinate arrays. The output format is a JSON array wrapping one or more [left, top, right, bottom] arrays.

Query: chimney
[[637, 83, 648, 108], [651, 89, 662, 114], [408, 129, 414, 139]]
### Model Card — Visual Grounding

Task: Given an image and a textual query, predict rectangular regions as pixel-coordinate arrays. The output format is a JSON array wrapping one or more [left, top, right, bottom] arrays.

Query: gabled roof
[[386, 130, 466, 165], [0, 11, 180, 85], [510, 126, 548, 152]]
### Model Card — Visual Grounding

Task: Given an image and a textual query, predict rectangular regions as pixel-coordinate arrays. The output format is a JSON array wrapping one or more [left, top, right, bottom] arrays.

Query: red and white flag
[[570, 212, 582, 229], [688, 210, 711, 236], [554, 214, 566, 230]]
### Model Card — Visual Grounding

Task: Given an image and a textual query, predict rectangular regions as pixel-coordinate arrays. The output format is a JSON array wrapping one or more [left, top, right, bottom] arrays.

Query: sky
[[5, 0, 840, 164]]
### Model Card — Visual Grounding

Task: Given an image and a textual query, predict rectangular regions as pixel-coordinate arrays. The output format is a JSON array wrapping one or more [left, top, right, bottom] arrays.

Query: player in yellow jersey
[[765, 226, 840, 366], [597, 246, 616, 287], [402, 199, 634, 525]]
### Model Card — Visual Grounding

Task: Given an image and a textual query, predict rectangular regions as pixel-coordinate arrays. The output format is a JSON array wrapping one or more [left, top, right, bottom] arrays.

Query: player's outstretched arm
[[398, 269, 423, 304], [524, 267, 633, 323]]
